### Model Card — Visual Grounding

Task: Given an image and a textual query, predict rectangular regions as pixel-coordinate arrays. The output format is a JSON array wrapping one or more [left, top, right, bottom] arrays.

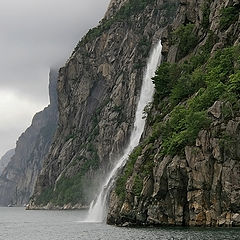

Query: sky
[[0, 0, 110, 157]]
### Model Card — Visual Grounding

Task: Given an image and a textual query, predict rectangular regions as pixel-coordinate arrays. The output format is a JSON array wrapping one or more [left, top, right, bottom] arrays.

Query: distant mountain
[[0, 69, 58, 206], [0, 149, 15, 175]]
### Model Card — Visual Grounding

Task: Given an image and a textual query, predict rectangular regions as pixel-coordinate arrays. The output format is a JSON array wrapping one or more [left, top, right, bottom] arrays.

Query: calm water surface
[[0, 207, 239, 240]]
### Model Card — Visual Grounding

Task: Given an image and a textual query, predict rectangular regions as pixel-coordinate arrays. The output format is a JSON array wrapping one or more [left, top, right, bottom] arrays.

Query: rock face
[[108, 104, 240, 227], [0, 70, 58, 206], [107, 0, 240, 227], [104, 0, 129, 19], [0, 149, 15, 175], [29, 0, 179, 209]]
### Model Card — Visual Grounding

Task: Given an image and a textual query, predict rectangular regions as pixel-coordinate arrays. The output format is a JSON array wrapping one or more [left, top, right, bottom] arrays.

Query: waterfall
[[85, 40, 162, 222]]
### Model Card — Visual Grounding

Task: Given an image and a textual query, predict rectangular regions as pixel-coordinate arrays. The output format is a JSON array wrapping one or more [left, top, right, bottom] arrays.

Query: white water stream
[[85, 40, 162, 222]]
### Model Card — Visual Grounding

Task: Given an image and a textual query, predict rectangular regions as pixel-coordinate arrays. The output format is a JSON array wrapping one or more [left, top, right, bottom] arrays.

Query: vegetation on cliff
[[108, 0, 240, 227], [152, 44, 240, 155], [115, 35, 240, 202]]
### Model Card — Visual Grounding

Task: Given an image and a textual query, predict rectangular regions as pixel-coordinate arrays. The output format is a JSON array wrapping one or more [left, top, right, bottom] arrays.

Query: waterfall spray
[[85, 40, 162, 222]]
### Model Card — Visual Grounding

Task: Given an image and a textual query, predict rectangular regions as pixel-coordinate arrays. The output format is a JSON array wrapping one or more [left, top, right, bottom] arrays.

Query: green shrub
[[52, 174, 87, 206], [143, 158, 154, 176], [160, 107, 210, 156], [152, 62, 181, 101], [35, 187, 54, 205], [133, 175, 143, 196], [220, 6, 239, 31], [160, 1, 179, 18], [115, 145, 142, 200], [170, 69, 206, 104], [137, 36, 152, 58], [228, 70, 240, 95], [153, 25, 216, 107], [115, 176, 127, 201], [202, 31, 219, 53], [35, 146, 100, 206], [173, 24, 199, 59], [152, 45, 240, 156], [201, 0, 211, 29], [153, 31, 218, 107]]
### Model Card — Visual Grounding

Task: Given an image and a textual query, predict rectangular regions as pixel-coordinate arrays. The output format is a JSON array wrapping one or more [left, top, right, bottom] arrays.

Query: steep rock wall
[[0, 70, 58, 206], [29, 0, 179, 209], [107, 0, 240, 227]]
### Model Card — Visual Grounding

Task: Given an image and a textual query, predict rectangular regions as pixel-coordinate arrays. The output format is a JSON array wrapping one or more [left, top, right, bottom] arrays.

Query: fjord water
[[86, 41, 162, 222], [1, 207, 240, 240]]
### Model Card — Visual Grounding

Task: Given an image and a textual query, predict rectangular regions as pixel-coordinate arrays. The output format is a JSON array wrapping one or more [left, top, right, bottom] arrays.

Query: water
[[86, 41, 162, 222], [1, 207, 240, 240]]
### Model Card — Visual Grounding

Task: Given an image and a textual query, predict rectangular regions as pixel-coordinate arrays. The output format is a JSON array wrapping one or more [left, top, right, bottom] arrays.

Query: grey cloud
[[0, 0, 110, 157], [0, 0, 110, 102]]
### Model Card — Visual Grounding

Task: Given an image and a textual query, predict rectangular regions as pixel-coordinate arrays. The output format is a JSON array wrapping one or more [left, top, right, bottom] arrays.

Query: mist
[[0, 0, 110, 157]]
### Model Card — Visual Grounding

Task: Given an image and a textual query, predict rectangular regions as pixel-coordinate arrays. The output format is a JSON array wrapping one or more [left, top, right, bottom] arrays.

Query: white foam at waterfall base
[[84, 40, 162, 223]]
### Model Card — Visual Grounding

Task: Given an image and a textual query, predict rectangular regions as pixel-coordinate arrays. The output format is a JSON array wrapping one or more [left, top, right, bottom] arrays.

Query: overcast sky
[[0, 0, 110, 157]]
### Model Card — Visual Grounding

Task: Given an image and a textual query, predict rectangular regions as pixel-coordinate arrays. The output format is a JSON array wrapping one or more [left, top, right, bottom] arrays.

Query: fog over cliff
[[0, 0, 110, 157]]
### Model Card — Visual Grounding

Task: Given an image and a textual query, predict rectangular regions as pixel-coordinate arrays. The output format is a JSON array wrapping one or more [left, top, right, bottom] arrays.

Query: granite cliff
[[0, 70, 58, 206], [29, 0, 179, 209], [107, 0, 240, 227]]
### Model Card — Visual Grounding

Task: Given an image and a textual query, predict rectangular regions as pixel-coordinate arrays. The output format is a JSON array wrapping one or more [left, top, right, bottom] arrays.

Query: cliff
[[0, 70, 58, 206], [29, 0, 179, 209], [28, 0, 240, 227], [0, 149, 15, 175], [107, 0, 240, 227]]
